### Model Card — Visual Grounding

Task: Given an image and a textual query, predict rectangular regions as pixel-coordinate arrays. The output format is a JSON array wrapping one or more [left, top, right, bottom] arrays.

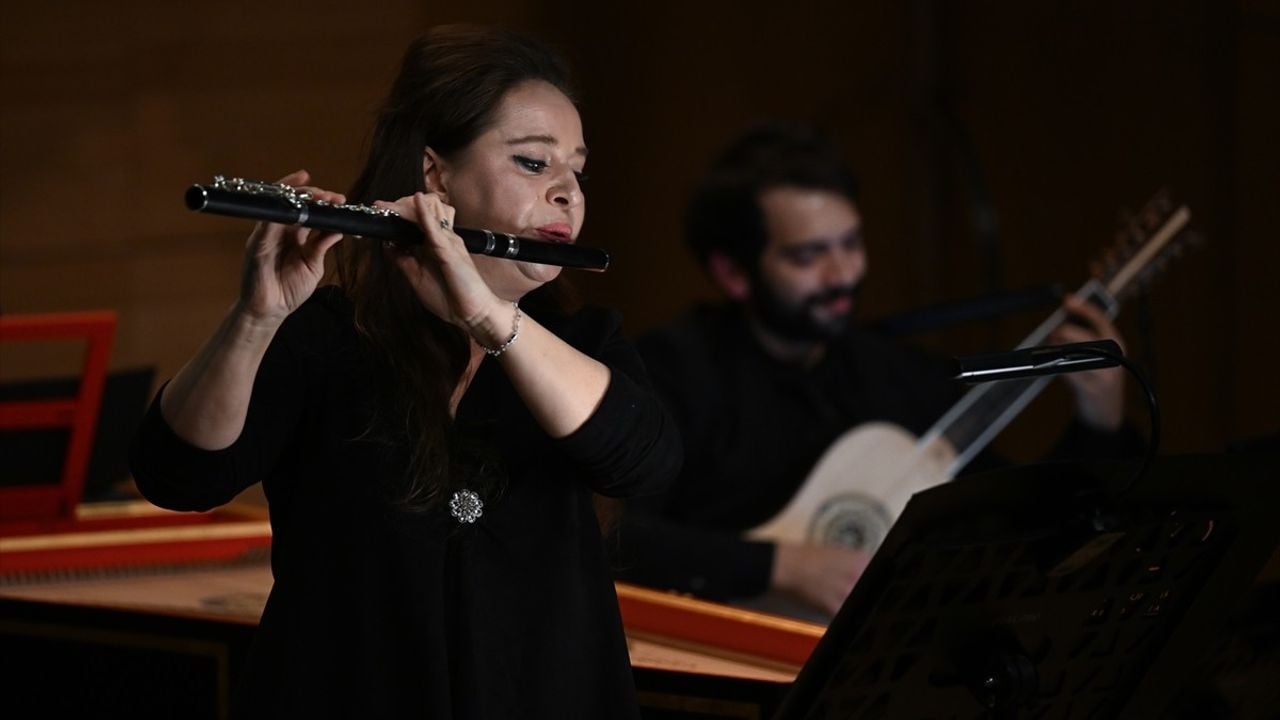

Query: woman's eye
[[514, 156, 547, 172], [573, 171, 589, 185]]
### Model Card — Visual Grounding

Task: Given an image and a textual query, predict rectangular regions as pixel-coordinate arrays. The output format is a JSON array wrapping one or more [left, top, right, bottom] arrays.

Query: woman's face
[[429, 80, 587, 299]]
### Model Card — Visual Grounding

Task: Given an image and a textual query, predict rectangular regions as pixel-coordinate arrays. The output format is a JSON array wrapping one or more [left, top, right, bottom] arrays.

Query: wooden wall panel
[[3, 0, 1276, 455]]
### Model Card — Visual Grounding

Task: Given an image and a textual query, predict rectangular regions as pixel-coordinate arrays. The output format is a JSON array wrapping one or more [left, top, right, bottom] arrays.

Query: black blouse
[[131, 286, 681, 719]]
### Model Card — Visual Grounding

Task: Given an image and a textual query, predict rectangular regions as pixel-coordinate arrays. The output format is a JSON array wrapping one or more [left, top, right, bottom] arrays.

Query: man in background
[[616, 123, 1139, 617]]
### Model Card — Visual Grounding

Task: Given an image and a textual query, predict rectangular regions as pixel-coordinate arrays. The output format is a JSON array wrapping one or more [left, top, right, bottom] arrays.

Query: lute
[[747, 192, 1198, 557]]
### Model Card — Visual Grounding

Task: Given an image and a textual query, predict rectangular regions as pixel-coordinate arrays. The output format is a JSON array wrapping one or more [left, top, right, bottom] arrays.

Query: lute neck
[[920, 278, 1119, 474]]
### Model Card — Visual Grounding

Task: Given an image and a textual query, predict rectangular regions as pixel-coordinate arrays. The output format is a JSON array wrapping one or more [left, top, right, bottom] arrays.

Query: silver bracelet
[[478, 302, 521, 357]]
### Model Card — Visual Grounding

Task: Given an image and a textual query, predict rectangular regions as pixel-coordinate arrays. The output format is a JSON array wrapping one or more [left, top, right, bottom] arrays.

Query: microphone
[[953, 339, 1122, 384], [954, 338, 1160, 494], [185, 177, 610, 271]]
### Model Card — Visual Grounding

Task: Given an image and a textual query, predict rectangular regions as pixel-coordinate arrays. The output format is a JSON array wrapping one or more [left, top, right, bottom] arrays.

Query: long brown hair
[[335, 26, 575, 512]]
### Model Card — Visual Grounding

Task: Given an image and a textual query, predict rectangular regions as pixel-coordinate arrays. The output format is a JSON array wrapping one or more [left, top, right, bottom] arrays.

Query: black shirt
[[614, 303, 1138, 602], [131, 287, 681, 719]]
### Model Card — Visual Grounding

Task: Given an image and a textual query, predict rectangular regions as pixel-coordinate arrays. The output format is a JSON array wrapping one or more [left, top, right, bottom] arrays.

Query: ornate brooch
[[449, 489, 484, 524]]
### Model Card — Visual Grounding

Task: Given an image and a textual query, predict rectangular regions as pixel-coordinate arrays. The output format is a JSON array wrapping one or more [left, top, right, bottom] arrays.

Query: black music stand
[[772, 451, 1279, 719]]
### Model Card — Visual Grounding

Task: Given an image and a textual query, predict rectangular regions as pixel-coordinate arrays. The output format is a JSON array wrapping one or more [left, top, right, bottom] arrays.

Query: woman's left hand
[[1049, 294, 1126, 432], [375, 192, 609, 438], [375, 192, 507, 336]]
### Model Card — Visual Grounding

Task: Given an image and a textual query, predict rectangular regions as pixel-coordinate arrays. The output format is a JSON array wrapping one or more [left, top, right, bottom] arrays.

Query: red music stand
[[0, 311, 117, 524]]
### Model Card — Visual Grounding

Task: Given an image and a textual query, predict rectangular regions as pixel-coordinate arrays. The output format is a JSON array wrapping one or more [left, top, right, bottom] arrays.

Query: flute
[[185, 176, 610, 271]]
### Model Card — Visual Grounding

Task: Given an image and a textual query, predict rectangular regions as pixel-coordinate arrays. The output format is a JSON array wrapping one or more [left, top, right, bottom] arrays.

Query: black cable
[[1060, 346, 1161, 495]]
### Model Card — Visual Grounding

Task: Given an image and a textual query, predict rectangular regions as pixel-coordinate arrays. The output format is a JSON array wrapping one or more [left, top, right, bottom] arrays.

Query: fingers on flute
[[296, 186, 345, 204], [306, 232, 344, 265], [372, 198, 410, 216], [413, 193, 457, 242], [277, 169, 309, 186], [296, 187, 345, 205], [247, 218, 287, 251], [277, 169, 345, 204]]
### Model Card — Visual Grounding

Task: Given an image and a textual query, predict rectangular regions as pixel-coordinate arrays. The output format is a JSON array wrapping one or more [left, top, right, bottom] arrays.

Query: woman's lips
[[534, 223, 573, 243]]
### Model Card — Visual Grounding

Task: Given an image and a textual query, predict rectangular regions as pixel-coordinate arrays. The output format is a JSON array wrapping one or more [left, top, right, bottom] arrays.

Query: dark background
[[2, 0, 1276, 464]]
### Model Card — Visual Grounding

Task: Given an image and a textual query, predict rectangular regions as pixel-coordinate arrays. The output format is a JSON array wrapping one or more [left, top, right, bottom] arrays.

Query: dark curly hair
[[684, 122, 859, 273]]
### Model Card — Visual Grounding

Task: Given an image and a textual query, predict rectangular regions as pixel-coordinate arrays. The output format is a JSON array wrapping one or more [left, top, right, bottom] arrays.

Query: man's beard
[[748, 280, 860, 343]]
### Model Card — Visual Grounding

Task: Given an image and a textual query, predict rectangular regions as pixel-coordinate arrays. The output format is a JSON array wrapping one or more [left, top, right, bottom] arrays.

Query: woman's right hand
[[236, 170, 345, 326], [160, 171, 344, 449]]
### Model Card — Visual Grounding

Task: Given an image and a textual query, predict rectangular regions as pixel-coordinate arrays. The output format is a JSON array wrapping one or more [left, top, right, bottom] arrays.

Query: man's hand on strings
[[1050, 294, 1126, 431]]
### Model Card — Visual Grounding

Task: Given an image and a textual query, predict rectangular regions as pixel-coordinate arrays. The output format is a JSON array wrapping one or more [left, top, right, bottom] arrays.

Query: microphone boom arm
[[953, 339, 1159, 494]]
